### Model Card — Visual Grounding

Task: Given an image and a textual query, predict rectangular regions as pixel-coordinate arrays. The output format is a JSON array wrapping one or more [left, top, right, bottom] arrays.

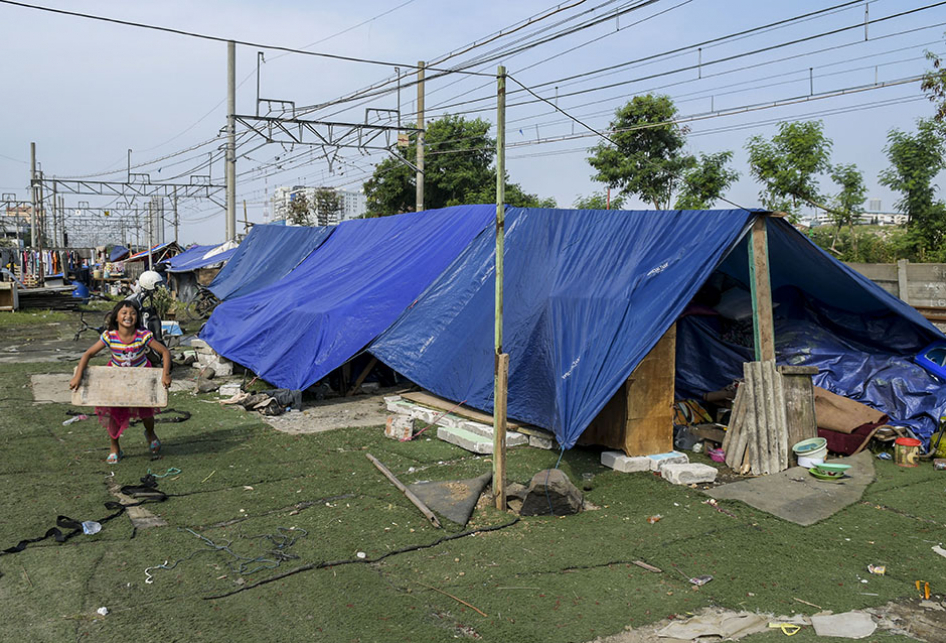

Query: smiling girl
[[69, 300, 172, 464]]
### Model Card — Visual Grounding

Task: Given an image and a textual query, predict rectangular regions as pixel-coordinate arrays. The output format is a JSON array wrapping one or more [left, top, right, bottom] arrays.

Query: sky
[[1, 0, 944, 246]]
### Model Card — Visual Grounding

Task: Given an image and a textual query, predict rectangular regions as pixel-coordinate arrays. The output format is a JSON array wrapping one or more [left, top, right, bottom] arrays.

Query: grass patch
[[0, 310, 72, 328], [1, 331, 945, 641]]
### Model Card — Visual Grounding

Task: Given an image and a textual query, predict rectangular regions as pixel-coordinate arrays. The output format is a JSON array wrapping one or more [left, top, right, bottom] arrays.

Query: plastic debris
[[933, 545, 946, 559], [63, 414, 88, 426], [356, 551, 366, 559], [876, 452, 893, 460], [868, 564, 886, 575], [689, 575, 713, 586], [96, 607, 109, 616], [647, 515, 663, 524], [81, 521, 102, 535]]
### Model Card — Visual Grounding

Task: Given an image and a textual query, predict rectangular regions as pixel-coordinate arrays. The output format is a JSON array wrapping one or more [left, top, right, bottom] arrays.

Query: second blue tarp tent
[[200, 205, 495, 390], [209, 223, 333, 301]]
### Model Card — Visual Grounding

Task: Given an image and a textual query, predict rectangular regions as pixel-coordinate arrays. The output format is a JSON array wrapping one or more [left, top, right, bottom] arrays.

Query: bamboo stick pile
[[722, 360, 790, 475]]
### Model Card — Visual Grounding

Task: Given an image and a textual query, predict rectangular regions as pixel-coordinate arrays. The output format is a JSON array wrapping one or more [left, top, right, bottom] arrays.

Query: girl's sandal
[[106, 450, 124, 464], [149, 438, 161, 455]]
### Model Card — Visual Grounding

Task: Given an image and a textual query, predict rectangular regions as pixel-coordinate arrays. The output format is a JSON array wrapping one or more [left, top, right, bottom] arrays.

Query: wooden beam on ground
[[366, 453, 441, 529], [748, 216, 776, 362]]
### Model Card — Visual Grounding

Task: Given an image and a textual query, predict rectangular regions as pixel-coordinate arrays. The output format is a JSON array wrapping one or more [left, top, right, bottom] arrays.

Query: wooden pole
[[415, 61, 425, 213], [366, 453, 441, 528], [493, 65, 508, 510], [748, 216, 775, 361]]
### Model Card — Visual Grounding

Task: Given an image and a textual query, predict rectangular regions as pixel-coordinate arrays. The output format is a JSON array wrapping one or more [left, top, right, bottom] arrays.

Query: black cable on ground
[[204, 518, 521, 600]]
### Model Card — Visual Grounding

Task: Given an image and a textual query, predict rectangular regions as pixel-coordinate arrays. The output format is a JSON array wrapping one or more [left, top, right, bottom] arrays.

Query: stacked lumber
[[721, 360, 790, 475], [18, 286, 79, 310]]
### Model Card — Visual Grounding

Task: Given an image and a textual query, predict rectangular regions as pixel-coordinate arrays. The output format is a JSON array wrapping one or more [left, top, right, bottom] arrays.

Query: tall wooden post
[[415, 61, 425, 213], [493, 65, 508, 510], [748, 215, 775, 361]]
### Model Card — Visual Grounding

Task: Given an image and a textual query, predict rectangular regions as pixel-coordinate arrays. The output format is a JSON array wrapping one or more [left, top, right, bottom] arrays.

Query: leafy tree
[[587, 95, 695, 209], [287, 192, 312, 226], [573, 191, 626, 210], [878, 118, 946, 256], [363, 114, 549, 215], [745, 121, 833, 219], [674, 151, 740, 209], [921, 49, 946, 121], [313, 187, 343, 225], [828, 163, 867, 257]]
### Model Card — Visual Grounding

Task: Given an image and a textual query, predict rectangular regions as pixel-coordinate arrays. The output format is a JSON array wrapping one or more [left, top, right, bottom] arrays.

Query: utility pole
[[493, 65, 508, 511], [173, 186, 179, 244], [51, 182, 58, 249], [148, 200, 154, 270], [226, 40, 237, 241], [415, 61, 425, 213], [59, 195, 65, 247], [29, 142, 37, 249], [243, 199, 249, 236], [36, 170, 45, 283]]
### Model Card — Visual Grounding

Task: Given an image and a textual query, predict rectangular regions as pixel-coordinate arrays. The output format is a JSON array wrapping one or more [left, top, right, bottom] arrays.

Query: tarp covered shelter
[[163, 242, 237, 303], [201, 205, 495, 390], [163, 244, 218, 272], [209, 223, 333, 301], [370, 208, 946, 447]]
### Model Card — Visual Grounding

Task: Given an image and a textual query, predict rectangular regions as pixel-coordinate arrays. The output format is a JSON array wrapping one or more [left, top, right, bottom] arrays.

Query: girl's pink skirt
[[94, 362, 157, 439]]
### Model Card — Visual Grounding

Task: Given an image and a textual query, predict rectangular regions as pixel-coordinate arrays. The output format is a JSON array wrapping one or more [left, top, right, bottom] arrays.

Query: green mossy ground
[[0, 346, 942, 642]]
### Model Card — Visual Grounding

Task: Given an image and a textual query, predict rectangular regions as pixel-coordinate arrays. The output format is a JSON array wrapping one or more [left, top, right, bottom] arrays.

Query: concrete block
[[409, 406, 439, 425], [647, 451, 689, 472], [385, 399, 413, 414], [436, 412, 464, 429], [601, 450, 651, 473], [384, 415, 413, 440], [436, 426, 493, 454], [218, 383, 242, 398], [529, 435, 555, 450], [457, 421, 527, 447], [660, 463, 718, 485], [196, 352, 233, 377], [382, 395, 402, 405]]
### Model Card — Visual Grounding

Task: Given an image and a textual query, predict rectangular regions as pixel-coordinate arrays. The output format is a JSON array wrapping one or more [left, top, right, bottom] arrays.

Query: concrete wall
[[846, 260, 946, 331]]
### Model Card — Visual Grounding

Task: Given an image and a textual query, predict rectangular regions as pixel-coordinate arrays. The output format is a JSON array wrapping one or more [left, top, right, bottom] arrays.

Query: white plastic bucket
[[793, 437, 827, 469]]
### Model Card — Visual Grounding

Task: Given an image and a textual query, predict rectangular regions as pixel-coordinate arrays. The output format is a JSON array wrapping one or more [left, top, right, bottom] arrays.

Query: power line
[[0, 0, 490, 75]]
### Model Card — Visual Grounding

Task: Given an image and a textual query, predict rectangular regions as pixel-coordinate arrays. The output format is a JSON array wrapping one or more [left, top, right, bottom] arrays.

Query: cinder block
[[384, 415, 413, 440], [647, 451, 689, 472], [385, 399, 413, 414], [436, 413, 464, 429], [196, 352, 233, 377], [456, 420, 527, 447], [409, 406, 439, 424], [601, 450, 651, 473], [660, 463, 718, 485], [436, 426, 493, 454], [529, 435, 555, 450]]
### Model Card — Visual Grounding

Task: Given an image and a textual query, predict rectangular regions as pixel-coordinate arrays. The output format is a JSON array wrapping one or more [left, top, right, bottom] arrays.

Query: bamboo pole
[[493, 65, 508, 510], [366, 453, 441, 529]]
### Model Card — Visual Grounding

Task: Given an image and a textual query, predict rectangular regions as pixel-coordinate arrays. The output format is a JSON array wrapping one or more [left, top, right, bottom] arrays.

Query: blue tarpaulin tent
[[163, 244, 218, 272], [371, 209, 945, 447], [200, 205, 495, 390], [371, 208, 757, 449], [209, 224, 333, 301]]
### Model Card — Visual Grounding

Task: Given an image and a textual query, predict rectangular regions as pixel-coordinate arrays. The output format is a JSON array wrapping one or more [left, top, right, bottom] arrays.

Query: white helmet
[[138, 270, 163, 291]]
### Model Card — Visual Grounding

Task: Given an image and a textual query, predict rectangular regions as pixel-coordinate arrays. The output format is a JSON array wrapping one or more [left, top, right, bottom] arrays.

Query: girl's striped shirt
[[100, 329, 153, 367]]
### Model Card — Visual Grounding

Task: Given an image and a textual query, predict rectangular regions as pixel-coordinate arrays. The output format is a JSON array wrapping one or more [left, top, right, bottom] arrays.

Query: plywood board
[[71, 366, 168, 408]]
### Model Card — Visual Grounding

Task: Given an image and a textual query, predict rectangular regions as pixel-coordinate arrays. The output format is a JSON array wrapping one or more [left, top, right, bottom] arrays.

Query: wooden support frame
[[748, 215, 775, 362]]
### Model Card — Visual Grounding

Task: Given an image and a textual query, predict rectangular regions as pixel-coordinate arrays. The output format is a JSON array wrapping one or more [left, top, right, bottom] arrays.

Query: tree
[[587, 95, 694, 209], [921, 49, 946, 122], [878, 118, 946, 257], [745, 121, 833, 219], [828, 163, 867, 257], [363, 114, 549, 215], [573, 191, 626, 210], [287, 192, 312, 226], [674, 151, 740, 209], [313, 187, 343, 225]]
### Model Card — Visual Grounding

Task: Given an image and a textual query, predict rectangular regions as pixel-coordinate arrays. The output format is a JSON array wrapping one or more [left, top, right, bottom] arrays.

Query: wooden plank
[[748, 216, 776, 362], [774, 366, 790, 471], [71, 366, 168, 408], [401, 391, 529, 431], [778, 365, 818, 461], [366, 453, 441, 529], [346, 357, 378, 397], [622, 324, 676, 456], [745, 362, 762, 474], [493, 353, 509, 510], [725, 383, 750, 470]]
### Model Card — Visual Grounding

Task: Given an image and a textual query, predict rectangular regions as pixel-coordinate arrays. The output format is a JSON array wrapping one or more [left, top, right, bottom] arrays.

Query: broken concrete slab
[[661, 463, 718, 485], [810, 612, 877, 638], [458, 420, 527, 446], [519, 469, 582, 516], [647, 451, 689, 472], [436, 426, 494, 454], [601, 450, 651, 473], [529, 434, 555, 450], [385, 415, 413, 440]]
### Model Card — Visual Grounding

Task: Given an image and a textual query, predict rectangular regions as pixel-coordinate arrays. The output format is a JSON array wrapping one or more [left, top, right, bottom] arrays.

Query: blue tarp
[[166, 246, 237, 273], [370, 208, 756, 449], [109, 246, 129, 262], [163, 244, 217, 272], [209, 224, 333, 301], [200, 205, 495, 390], [676, 218, 945, 442]]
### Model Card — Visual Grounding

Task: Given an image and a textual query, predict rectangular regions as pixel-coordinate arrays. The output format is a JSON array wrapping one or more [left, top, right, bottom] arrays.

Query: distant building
[[810, 198, 907, 227], [271, 186, 366, 226]]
